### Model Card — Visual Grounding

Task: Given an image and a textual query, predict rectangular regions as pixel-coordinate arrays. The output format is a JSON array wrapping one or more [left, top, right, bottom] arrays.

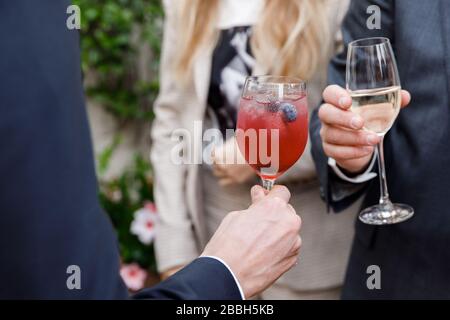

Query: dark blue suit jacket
[[311, 0, 450, 299], [0, 1, 241, 300]]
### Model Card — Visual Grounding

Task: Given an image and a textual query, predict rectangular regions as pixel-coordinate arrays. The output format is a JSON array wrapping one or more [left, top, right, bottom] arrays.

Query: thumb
[[251, 185, 267, 203]]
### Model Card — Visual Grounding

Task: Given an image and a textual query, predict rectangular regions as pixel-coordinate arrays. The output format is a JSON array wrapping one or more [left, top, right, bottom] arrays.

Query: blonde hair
[[173, 0, 331, 81]]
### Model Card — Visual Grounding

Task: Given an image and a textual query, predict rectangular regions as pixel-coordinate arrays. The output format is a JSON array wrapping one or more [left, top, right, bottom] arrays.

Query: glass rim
[[246, 75, 306, 86], [348, 37, 391, 48]]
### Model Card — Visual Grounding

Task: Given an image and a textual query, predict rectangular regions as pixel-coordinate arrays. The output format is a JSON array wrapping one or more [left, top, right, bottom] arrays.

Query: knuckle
[[280, 211, 295, 225], [293, 236, 302, 252], [271, 196, 286, 207], [278, 185, 291, 199], [289, 214, 301, 232], [295, 237, 303, 253], [294, 214, 302, 230], [346, 117, 355, 129]]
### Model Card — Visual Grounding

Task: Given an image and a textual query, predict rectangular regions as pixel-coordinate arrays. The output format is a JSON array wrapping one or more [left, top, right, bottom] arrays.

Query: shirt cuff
[[328, 150, 378, 184], [202, 256, 245, 300]]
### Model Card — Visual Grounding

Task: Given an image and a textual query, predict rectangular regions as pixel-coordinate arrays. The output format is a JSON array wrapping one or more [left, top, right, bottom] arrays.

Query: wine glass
[[236, 76, 308, 190], [346, 37, 414, 225]]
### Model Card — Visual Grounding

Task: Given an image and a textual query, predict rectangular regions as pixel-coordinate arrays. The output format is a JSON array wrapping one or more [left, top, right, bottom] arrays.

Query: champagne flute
[[346, 37, 414, 225], [236, 76, 308, 190]]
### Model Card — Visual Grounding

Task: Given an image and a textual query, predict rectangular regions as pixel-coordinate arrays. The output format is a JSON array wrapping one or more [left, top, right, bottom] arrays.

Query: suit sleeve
[[310, 0, 396, 212], [133, 257, 243, 300], [0, 1, 129, 299]]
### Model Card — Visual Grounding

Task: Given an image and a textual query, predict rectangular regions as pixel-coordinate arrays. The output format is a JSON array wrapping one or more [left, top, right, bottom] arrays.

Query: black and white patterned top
[[207, 26, 256, 137]]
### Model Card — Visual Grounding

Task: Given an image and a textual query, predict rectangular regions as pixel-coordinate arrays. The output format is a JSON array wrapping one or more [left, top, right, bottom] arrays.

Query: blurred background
[[74, 0, 355, 298], [74, 0, 163, 290]]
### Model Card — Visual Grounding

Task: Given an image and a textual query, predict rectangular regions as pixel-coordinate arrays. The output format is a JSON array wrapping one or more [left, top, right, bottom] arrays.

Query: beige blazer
[[151, 0, 357, 288]]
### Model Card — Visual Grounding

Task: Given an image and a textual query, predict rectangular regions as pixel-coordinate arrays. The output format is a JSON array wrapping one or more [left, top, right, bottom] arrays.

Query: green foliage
[[98, 135, 122, 175], [98, 144, 156, 272], [73, 1, 163, 274], [74, 0, 164, 121]]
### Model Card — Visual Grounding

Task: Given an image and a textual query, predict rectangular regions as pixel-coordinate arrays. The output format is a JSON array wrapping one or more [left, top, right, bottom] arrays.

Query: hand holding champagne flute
[[319, 86, 410, 174], [346, 37, 414, 224], [319, 37, 413, 225], [318, 38, 413, 224]]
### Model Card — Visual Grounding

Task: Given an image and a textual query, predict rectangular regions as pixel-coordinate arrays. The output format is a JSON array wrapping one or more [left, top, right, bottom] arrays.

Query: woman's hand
[[212, 137, 256, 187]]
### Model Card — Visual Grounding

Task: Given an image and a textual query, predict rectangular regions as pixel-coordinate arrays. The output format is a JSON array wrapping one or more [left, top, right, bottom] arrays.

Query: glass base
[[359, 203, 414, 225]]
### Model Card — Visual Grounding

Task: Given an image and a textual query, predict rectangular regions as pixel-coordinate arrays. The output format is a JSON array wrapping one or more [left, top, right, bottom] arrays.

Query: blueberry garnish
[[280, 103, 297, 122], [267, 101, 280, 112]]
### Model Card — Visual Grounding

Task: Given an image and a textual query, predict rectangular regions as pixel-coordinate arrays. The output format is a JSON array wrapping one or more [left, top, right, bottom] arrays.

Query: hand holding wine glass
[[319, 85, 411, 174], [320, 37, 414, 225], [211, 137, 256, 187]]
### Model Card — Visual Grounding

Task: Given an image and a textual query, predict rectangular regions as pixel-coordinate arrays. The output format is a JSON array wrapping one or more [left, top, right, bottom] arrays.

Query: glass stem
[[262, 178, 275, 191], [376, 137, 392, 207]]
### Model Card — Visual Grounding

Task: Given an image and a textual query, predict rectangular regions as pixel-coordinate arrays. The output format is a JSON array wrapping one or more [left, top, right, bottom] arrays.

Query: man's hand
[[201, 185, 301, 299], [318, 85, 411, 173]]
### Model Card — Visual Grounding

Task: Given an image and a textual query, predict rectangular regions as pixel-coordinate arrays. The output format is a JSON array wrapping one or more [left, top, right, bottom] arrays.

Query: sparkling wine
[[350, 86, 401, 136]]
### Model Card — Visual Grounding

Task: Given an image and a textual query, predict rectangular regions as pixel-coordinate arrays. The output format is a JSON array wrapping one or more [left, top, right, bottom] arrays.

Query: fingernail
[[339, 96, 352, 108], [366, 134, 379, 145], [350, 116, 363, 129]]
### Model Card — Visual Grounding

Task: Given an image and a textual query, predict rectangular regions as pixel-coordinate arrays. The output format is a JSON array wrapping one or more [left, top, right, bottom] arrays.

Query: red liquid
[[236, 96, 308, 180]]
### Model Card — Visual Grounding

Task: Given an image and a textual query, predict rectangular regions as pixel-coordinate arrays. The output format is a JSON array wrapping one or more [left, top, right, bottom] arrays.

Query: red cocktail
[[236, 76, 308, 190]]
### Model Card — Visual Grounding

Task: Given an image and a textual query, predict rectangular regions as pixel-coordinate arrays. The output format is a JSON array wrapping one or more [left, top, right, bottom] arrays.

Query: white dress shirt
[[217, 0, 264, 29], [328, 151, 378, 184]]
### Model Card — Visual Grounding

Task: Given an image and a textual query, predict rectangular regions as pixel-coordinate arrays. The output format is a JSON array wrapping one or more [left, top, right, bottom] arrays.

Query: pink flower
[[130, 202, 158, 245], [120, 263, 147, 291], [144, 202, 157, 213]]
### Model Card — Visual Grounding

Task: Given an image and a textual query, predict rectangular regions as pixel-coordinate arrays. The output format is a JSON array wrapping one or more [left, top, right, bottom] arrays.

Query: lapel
[[439, 0, 450, 94], [193, 34, 217, 107], [189, 45, 212, 246]]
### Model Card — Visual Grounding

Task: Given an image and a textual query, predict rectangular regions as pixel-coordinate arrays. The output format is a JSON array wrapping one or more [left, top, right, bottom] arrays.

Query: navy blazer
[[0, 1, 241, 300], [310, 0, 450, 299]]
